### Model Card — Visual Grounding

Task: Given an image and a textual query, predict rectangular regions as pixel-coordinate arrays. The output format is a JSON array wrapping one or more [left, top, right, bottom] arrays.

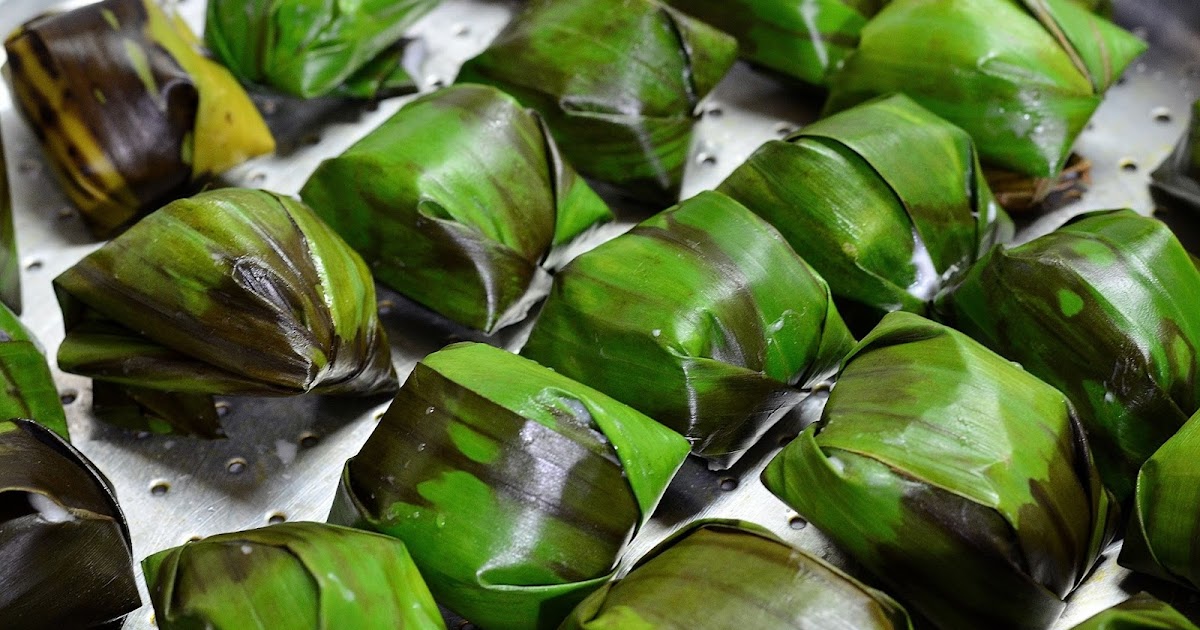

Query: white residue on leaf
[[275, 439, 298, 465], [907, 230, 939, 302], [1104, 391, 1116, 404], [240, 545, 253, 555], [29, 493, 74, 523]]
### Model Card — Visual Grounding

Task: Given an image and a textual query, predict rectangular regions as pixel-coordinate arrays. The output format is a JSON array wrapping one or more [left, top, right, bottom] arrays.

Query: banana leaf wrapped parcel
[[522, 190, 855, 463], [718, 94, 1012, 332], [4, 0, 275, 237], [825, 0, 1146, 179], [143, 522, 444, 629], [1150, 101, 1200, 215], [0, 127, 20, 313], [0, 419, 139, 628], [301, 84, 612, 333], [1120, 411, 1200, 591], [0, 302, 69, 440], [331, 342, 690, 630], [663, 0, 884, 85], [205, 0, 437, 99], [1070, 593, 1200, 630], [937, 210, 1200, 501], [54, 188, 397, 437], [456, 0, 738, 202], [763, 312, 1118, 630], [561, 521, 914, 630]]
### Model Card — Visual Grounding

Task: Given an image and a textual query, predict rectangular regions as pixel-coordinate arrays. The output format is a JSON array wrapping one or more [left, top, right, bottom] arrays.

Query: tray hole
[[777, 433, 797, 447], [23, 259, 42, 272], [427, 76, 446, 89], [226, 458, 248, 475], [299, 432, 320, 449], [185, 534, 203, 542], [696, 152, 717, 167], [775, 122, 796, 137], [267, 511, 287, 524], [260, 99, 279, 116], [248, 172, 267, 185], [59, 390, 78, 405], [1119, 158, 1139, 173], [1152, 107, 1173, 124], [788, 515, 808, 530], [57, 207, 75, 220], [377, 298, 396, 315], [718, 477, 738, 492], [452, 23, 470, 37], [150, 480, 171, 496], [705, 104, 723, 118], [215, 401, 231, 418]]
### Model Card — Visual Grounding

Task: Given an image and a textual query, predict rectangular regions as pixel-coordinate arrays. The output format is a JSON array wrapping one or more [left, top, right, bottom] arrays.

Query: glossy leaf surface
[[522, 190, 855, 462], [332, 342, 690, 630], [205, 0, 437, 98], [4, 0, 275, 237], [143, 522, 444, 629], [1150, 101, 1200, 214], [55, 188, 396, 436], [301, 84, 611, 333], [0, 127, 20, 313], [825, 0, 1145, 177], [1070, 593, 1199, 629], [763, 312, 1117, 630], [0, 419, 139, 628], [719, 94, 1012, 333], [0, 303, 68, 440], [937, 210, 1200, 500], [561, 521, 913, 630], [456, 0, 737, 202]]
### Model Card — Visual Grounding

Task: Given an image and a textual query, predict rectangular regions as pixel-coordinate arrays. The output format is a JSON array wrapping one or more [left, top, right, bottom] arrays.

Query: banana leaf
[[663, 0, 884, 85], [1150, 101, 1200, 214], [825, 0, 1146, 178], [330, 342, 690, 630], [301, 84, 612, 333], [1120, 411, 1200, 591], [521, 190, 855, 464], [54, 188, 397, 437], [936, 209, 1200, 502], [143, 521, 444, 629], [718, 93, 1012, 333], [561, 521, 914, 630], [0, 418, 139, 628], [455, 0, 738, 203], [0, 302, 68, 440], [204, 0, 437, 99], [4, 0, 275, 237], [1070, 593, 1199, 630], [0, 127, 20, 313], [762, 312, 1118, 630]]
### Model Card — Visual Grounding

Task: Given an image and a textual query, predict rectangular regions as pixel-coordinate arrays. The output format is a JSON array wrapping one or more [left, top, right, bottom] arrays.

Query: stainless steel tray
[[1, 0, 1199, 627]]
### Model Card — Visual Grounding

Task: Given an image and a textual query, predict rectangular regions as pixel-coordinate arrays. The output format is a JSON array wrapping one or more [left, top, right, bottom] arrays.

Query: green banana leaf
[[825, 0, 1146, 178], [456, 0, 738, 203], [663, 0, 884, 85], [1120, 411, 1200, 591], [54, 188, 397, 437], [762, 312, 1117, 630], [0, 303, 68, 440], [936, 209, 1200, 501], [1150, 101, 1200, 214], [205, 0, 437, 99], [331, 342, 690, 630], [561, 521, 914, 629], [0, 127, 20, 313], [1070, 593, 1199, 630], [143, 521, 444, 629], [4, 0, 275, 238], [521, 190, 855, 463], [0, 418, 139, 628], [719, 94, 1012, 333], [301, 84, 612, 333]]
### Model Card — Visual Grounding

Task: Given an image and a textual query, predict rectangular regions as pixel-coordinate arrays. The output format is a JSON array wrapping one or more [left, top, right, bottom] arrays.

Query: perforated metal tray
[[1, 0, 1199, 627]]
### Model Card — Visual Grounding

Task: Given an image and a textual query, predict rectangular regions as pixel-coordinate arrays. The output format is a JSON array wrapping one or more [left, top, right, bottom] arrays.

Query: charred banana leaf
[[143, 522, 444, 629], [456, 0, 737, 203], [4, 0, 275, 237], [205, 0, 437, 98], [331, 342, 690, 630], [663, 0, 884, 85], [301, 84, 612, 333], [1150, 101, 1200, 213], [522, 190, 855, 463], [937, 210, 1200, 501], [719, 94, 1012, 332], [1070, 593, 1199, 629], [0, 127, 20, 313], [1120, 411, 1200, 591], [54, 188, 397, 437], [561, 521, 913, 629], [762, 312, 1117, 630], [0, 419, 139, 628], [825, 0, 1145, 178], [0, 303, 68, 440]]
